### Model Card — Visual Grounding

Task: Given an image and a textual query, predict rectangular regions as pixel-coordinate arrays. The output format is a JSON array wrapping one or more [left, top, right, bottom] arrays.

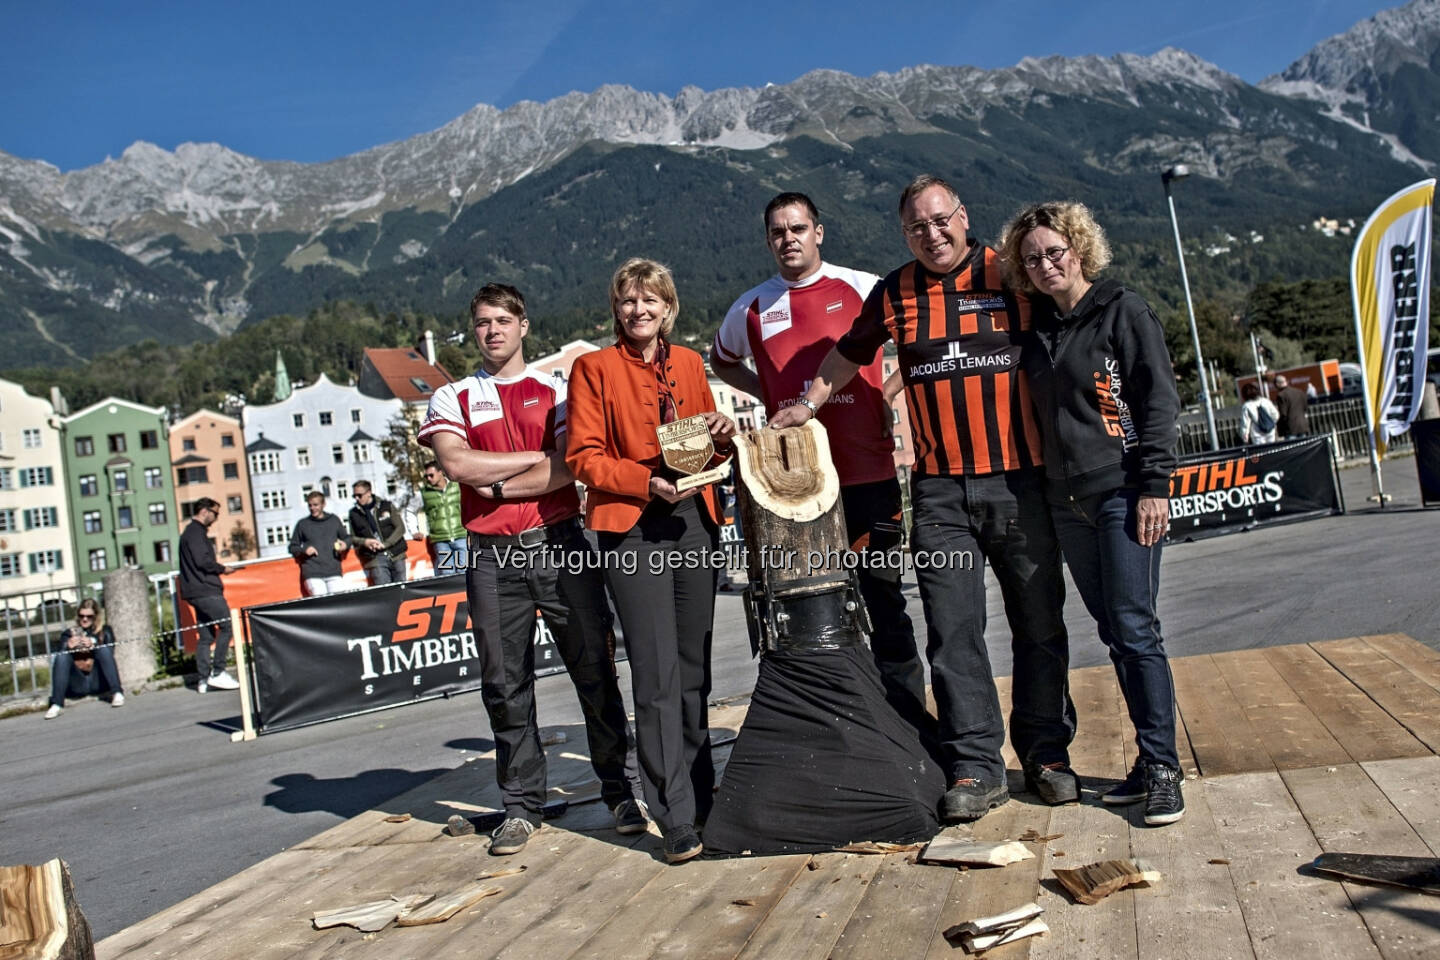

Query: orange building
[[169, 409, 258, 560]]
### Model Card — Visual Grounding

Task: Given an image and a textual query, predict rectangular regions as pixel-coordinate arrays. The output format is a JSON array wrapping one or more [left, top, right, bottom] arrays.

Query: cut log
[[733, 422, 846, 588], [394, 883, 502, 926], [0, 858, 95, 960], [920, 838, 1034, 867], [1053, 858, 1161, 905]]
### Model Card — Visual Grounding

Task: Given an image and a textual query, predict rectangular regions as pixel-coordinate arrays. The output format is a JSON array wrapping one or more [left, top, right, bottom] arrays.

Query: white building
[[241, 374, 404, 559], [0, 379, 75, 596]]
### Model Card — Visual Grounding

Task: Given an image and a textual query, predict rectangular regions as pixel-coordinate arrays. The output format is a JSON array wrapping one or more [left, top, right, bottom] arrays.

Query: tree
[[227, 522, 258, 561], [381, 406, 429, 509]]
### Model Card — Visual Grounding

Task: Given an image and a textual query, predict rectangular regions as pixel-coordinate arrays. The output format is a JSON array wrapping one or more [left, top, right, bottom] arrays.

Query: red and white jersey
[[418, 367, 579, 535], [714, 262, 895, 485]]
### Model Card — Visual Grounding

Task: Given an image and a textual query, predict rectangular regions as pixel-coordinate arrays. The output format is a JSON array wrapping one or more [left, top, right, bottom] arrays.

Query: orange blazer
[[567, 339, 724, 533]]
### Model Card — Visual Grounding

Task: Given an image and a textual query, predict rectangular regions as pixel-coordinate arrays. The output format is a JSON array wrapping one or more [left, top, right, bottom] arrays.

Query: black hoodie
[[1022, 278, 1180, 501]]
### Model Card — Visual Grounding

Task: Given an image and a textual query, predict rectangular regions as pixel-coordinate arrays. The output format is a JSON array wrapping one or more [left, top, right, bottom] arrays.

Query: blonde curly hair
[[997, 201, 1112, 294]]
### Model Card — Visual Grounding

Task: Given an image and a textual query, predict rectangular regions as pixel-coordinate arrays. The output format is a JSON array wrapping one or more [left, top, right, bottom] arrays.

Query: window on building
[[23, 507, 59, 529], [122, 544, 138, 566], [331, 444, 345, 464], [221, 433, 235, 447], [75, 435, 94, 456], [0, 553, 22, 578], [352, 442, 371, 463], [220, 496, 239, 514], [79, 474, 98, 496], [260, 490, 289, 510], [0, 469, 13, 491], [107, 433, 127, 453], [295, 446, 312, 468], [264, 524, 292, 546], [139, 430, 159, 450], [117, 506, 135, 529], [176, 466, 209, 485], [319, 411, 333, 426], [23, 427, 42, 448], [250, 451, 281, 473], [20, 466, 55, 487], [112, 469, 129, 492], [148, 503, 167, 526], [223, 461, 239, 480], [335, 480, 349, 500], [0, 509, 14, 532], [144, 466, 163, 489], [293, 413, 305, 429], [83, 510, 102, 533], [28, 550, 63, 574], [154, 540, 171, 563], [182, 437, 197, 452], [88, 549, 107, 572], [351, 409, 362, 424]]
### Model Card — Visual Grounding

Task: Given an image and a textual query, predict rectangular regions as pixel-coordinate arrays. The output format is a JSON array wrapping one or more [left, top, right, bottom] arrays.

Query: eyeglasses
[[1021, 246, 1070, 270], [77, 614, 95, 621], [903, 202, 963, 239]]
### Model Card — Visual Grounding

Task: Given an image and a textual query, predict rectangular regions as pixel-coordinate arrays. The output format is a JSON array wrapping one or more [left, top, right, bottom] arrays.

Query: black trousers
[[187, 594, 233, 680], [466, 526, 634, 824], [599, 497, 718, 834], [840, 478, 926, 725]]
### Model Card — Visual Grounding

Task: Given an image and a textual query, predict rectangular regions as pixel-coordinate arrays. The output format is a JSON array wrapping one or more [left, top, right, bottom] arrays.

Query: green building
[[60, 398, 179, 590]]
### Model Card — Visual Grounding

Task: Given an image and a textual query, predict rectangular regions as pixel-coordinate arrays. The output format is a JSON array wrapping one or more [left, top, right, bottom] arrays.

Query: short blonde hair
[[997, 201, 1113, 293], [610, 258, 678, 341]]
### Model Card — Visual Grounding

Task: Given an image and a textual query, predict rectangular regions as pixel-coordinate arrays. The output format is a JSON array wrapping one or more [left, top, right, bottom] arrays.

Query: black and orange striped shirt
[[836, 240, 1043, 477]]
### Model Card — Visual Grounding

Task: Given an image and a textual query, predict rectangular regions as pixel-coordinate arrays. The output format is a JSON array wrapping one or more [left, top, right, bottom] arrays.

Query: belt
[[468, 517, 581, 550]]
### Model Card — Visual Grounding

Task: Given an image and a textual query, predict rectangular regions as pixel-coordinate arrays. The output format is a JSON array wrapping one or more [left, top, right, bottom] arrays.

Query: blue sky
[[1, 0, 1402, 171]]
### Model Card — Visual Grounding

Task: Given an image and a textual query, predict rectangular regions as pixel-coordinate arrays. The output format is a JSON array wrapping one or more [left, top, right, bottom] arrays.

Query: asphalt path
[[1, 455, 1434, 940]]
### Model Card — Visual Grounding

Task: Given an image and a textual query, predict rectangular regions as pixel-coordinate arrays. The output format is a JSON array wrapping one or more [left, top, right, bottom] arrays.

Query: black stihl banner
[[1166, 436, 1342, 540], [245, 573, 568, 733]]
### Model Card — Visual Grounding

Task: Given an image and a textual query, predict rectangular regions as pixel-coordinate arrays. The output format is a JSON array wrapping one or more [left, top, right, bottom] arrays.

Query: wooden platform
[[97, 635, 1440, 960]]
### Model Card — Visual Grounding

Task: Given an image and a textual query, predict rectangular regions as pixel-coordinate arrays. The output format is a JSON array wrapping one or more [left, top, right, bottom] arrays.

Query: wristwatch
[[491, 479, 505, 499], [796, 396, 820, 417]]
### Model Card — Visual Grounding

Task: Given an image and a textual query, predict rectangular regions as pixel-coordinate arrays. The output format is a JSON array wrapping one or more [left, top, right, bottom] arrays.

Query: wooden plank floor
[[98, 635, 1440, 960]]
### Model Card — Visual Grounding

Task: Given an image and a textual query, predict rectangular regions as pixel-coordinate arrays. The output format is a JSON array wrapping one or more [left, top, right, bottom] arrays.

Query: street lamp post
[[1162, 164, 1220, 451]]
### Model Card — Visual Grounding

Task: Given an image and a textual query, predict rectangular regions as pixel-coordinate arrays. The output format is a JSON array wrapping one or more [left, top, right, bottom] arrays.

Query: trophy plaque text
[[657, 414, 731, 491]]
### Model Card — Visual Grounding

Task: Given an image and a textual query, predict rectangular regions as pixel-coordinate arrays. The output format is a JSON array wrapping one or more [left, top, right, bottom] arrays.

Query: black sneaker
[[1101, 763, 1147, 806], [1144, 764, 1185, 826], [1024, 762, 1081, 805], [489, 817, 540, 855], [940, 778, 1010, 822], [613, 798, 649, 836], [662, 824, 703, 864]]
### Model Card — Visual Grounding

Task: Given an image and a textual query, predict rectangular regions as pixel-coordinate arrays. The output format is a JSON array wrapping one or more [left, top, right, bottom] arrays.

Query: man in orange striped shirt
[[771, 175, 1075, 822]]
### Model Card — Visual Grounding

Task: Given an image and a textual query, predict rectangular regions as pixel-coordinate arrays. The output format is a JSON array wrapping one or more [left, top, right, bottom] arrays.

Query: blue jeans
[[910, 469, 1074, 782], [50, 646, 122, 707], [365, 554, 407, 585], [431, 538, 469, 576], [1050, 487, 1178, 768]]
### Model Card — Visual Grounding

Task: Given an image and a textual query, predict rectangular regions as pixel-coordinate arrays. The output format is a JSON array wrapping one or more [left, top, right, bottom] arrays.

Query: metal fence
[[1178, 398, 1413, 460]]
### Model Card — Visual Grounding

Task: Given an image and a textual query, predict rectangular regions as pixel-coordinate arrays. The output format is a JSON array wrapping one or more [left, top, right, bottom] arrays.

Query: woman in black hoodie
[[1000, 201, 1185, 827]]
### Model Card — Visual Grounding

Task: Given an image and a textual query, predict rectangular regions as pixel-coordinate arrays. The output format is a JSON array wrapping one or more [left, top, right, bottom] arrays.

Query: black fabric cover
[[702, 645, 944, 856]]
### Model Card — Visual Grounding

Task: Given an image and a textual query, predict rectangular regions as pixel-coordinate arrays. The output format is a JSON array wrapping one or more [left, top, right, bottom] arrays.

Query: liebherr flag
[[1350, 179, 1435, 452]]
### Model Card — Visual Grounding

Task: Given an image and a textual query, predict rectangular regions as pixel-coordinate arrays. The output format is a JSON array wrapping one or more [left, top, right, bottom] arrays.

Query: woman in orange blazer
[[567, 258, 735, 865]]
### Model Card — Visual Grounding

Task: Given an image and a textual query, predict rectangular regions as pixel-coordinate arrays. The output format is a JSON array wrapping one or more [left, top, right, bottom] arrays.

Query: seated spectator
[[46, 600, 124, 718], [289, 491, 352, 596]]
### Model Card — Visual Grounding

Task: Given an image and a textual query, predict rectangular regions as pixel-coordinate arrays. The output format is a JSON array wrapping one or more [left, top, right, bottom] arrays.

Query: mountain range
[[2, 0, 1436, 368]]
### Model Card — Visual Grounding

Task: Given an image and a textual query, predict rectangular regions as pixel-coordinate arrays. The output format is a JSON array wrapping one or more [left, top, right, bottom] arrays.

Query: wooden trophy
[[656, 414, 731, 492]]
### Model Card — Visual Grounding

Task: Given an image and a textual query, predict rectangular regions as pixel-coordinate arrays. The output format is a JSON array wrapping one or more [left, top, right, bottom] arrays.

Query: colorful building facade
[[169, 409, 258, 560]]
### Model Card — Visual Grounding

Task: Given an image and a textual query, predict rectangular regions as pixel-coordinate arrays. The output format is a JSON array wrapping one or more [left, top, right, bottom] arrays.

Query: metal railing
[[1178, 397, 1413, 460]]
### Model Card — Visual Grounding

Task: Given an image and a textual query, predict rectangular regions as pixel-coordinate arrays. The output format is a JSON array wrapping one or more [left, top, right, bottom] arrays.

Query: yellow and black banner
[[1167, 437, 1343, 540]]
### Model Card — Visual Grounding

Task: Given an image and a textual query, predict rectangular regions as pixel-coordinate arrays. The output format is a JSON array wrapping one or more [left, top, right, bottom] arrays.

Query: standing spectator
[[45, 599, 124, 717], [1273, 374, 1310, 438], [349, 480, 407, 585], [419, 461, 468, 575], [568, 258, 736, 864], [1240, 382, 1280, 445], [289, 492, 351, 596], [179, 497, 240, 692]]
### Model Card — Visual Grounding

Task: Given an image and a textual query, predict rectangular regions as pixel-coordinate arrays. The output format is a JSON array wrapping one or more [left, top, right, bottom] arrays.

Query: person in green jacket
[[420, 460, 468, 575]]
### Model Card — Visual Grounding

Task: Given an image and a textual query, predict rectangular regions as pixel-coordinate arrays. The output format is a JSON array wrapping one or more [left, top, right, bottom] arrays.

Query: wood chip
[[1208, 858, 1231, 865], [444, 815, 476, 837], [949, 901, 1044, 936], [835, 841, 924, 855], [474, 866, 526, 881], [962, 917, 1049, 953], [731, 898, 757, 907], [383, 814, 412, 823], [1018, 829, 1064, 843], [313, 894, 433, 932], [1053, 859, 1160, 905], [395, 884, 502, 926], [921, 838, 1034, 867], [944, 902, 1048, 954]]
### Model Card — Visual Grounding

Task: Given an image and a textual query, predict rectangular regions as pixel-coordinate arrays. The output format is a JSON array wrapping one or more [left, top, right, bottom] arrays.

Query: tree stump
[[102, 567, 154, 691], [0, 859, 96, 960]]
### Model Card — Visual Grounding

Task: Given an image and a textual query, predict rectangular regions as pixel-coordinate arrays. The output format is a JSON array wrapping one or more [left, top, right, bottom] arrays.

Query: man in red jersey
[[420, 283, 642, 856], [771, 177, 1076, 823], [711, 192, 925, 724]]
